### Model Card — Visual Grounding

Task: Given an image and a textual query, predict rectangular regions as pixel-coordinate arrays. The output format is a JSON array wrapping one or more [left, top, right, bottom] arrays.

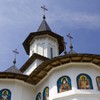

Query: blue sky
[[0, 0, 100, 71]]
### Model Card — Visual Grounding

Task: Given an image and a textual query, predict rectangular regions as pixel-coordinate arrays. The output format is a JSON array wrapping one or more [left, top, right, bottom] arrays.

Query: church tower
[[21, 6, 64, 75], [23, 16, 64, 59], [23, 5, 64, 59], [0, 4, 100, 100]]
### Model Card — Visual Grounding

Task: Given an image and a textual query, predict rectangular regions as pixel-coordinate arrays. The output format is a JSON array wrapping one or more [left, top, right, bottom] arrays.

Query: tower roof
[[68, 49, 77, 54], [23, 10, 64, 55], [37, 16, 51, 32], [4, 65, 22, 74], [68, 44, 77, 54]]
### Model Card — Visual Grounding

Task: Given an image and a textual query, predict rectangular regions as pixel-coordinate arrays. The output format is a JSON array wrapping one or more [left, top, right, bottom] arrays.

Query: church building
[[0, 5, 100, 100]]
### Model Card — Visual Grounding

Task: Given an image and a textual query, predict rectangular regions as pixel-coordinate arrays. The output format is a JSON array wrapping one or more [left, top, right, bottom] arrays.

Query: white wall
[[29, 35, 59, 58], [0, 79, 35, 100], [0, 63, 100, 100], [35, 63, 100, 100], [23, 59, 43, 75], [53, 93, 100, 100]]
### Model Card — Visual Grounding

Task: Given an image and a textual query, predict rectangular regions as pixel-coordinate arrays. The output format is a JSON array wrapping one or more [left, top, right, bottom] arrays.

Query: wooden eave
[[20, 53, 49, 72], [23, 30, 64, 55], [28, 54, 100, 85], [1, 54, 100, 85], [0, 72, 27, 82], [0, 72, 37, 85]]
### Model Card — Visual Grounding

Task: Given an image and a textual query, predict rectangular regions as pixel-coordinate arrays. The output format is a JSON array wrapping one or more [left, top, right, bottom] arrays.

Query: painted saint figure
[[58, 76, 71, 93], [36, 93, 41, 100], [77, 74, 93, 89], [78, 75, 90, 89], [0, 89, 11, 100], [60, 78, 70, 92], [1, 90, 8, 100], [96, 76, 100, 90], [38, 94, 41, 100], [43, 87, 49, 100]]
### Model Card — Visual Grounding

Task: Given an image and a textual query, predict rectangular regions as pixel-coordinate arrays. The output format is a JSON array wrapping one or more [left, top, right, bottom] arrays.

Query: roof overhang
[[23, 30, 64, 55], [27, 53, 100, 85], [1, 54, 100, 85]]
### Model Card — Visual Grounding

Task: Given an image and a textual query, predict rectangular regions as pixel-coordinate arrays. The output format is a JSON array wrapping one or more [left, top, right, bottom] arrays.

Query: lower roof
[[0, 54, 100, 85]]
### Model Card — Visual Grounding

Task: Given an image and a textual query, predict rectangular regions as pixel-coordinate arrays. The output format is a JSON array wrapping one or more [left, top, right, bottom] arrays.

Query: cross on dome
[[13, 49, 19, 65], [37, 5, 51, 32], [67, 33, 73, 50], [41, 5, 48, 19]]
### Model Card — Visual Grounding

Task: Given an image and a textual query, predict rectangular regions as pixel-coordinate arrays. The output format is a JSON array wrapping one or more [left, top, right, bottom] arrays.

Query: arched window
[[77, 73, 93, 89], [0, 89, 11, 100], [43, 87, 49, 100], [96, 76, 100, 91], [57, 76, 72, 93], [36, 92, 41, 100]]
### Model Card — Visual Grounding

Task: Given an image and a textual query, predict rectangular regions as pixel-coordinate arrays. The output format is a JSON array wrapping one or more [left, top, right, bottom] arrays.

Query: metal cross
[[12, 49, 19, 65], [41, 5, 48, 16], [67, 33, 73, 49]]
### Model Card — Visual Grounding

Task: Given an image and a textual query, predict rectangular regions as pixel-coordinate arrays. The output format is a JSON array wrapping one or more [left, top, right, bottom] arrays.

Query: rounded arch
[[43, 87, 49, 100], [96, 76, 100, 90], [77, 73, 93, 89], [0, 89, 11, 100], [36, 92, 41, 100], [57, 76, 72, 93]]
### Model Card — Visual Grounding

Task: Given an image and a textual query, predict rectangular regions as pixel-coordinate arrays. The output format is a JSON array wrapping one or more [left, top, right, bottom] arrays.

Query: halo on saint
[[2, 90, 8, 95], [80, 75, 87, 80], [45, 88, 49, 93], [61, 77, 68, 83]]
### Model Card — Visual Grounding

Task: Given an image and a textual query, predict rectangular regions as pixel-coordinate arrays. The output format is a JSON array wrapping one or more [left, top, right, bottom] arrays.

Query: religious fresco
[[0, 89, 11, 100], [36, 92, 41, 100], [96, 76, 100, 90], [43, 87, 49, 100], [57, 76, 71, 93], [77, 73, 93, 89]]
